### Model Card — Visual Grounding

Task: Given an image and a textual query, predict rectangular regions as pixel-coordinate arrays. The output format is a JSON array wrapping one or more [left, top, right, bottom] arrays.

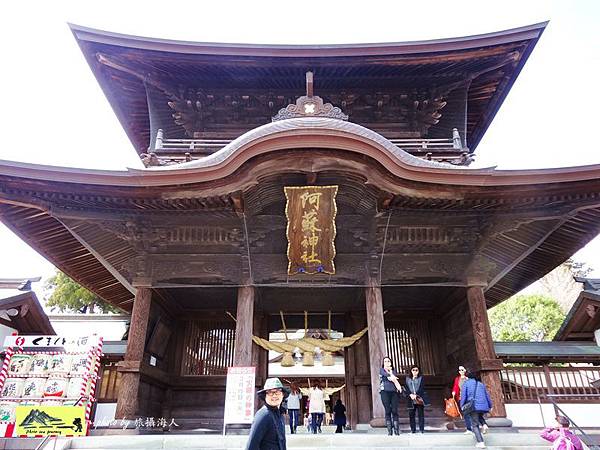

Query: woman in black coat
[[246, 378, 290, 450], [405, 365, 429, 434], [332, 399, 347, 433]]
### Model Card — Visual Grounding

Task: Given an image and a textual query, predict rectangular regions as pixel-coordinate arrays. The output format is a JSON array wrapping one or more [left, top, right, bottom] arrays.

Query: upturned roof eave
[[1, 156, 600, 190], [68, 21, 548, 57]]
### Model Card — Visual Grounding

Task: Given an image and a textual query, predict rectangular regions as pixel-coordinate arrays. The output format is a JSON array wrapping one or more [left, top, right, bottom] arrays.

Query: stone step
[[60, 432, 553, 450]]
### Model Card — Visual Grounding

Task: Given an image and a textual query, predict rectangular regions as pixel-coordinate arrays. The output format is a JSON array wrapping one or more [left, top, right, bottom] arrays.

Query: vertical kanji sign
[[223, 366, 255, 434], [285, 185, 338, 275]]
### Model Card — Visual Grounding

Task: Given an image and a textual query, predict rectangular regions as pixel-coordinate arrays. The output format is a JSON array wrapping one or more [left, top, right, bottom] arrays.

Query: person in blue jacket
[[246, 378, 290, 450], [460, 371, 492, 449]]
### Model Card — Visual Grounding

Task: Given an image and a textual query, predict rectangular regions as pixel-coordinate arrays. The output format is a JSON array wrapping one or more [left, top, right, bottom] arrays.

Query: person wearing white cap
[[246, 378, 290, 450]]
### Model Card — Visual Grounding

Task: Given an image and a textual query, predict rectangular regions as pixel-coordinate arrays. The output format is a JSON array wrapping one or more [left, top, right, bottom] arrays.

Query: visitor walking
[[308, 381, 325, 434], [332, 399, 347, 433], [452, 366, 488, 434], [379, 356, 402, 435], [246, 378, 290, 450], [287, 383, 302, 434], [405, 365, 428, 434], [459, 371, 492, 449], [540, 415, 583, 450]]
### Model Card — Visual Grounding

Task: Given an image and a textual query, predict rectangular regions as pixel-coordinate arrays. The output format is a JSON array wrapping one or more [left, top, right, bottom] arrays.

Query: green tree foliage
[[45, 271, 119, 313], [489, 294, 565, 342]]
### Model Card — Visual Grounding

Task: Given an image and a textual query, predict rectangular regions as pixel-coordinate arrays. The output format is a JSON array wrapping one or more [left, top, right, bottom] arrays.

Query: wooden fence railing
[[500, 365, 600, 403]]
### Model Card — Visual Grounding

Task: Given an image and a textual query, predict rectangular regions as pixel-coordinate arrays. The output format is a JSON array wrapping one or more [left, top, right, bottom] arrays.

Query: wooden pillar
[[466, 285, 507, 417], [233, 286, 255, 367], [115, 287, 151, 419], [365, 279, 386, 422]]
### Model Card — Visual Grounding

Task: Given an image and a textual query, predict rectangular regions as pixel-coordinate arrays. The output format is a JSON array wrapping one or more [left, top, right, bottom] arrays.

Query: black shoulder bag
[[460, 381, 478, 415]]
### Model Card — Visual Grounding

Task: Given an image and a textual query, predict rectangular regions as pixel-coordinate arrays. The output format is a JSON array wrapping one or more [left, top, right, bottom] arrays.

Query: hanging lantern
[[302, 351, 315, 366], [322, 351, 334, 366], [281, 352, 295, 367]]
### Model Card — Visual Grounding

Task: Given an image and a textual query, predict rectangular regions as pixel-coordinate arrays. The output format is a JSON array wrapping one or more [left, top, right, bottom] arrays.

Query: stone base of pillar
[[486, 417, 513, 428], [369, 417, 386, 428]]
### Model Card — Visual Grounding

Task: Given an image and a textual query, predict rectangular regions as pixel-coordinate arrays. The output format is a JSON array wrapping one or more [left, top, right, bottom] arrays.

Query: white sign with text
[[223, 366, 256, 429]]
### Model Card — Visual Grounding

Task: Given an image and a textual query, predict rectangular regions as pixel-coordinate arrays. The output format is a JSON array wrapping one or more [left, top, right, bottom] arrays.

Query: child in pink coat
[[540, 416, 583, 450]]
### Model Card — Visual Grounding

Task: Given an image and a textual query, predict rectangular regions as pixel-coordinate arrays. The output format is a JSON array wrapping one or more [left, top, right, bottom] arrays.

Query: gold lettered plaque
[[285, 186, 338, 275]]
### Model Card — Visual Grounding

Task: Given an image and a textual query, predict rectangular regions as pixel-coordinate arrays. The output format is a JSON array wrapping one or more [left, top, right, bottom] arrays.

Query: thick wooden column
[[233, 286, 255, 367], [116, 287, 151, 419], [466, 285, 507, 417], [365, 279, 386, 422]]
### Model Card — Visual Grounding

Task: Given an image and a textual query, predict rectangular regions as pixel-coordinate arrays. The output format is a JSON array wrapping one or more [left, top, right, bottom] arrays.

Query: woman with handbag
[[453, 366, 488, 434], [405, 365, 428, 434], [460, 371, 492, 449], [379, 356, 402, 435]]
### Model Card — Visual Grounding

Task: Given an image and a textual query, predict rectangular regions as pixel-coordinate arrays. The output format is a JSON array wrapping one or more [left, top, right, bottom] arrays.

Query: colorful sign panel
[[223, 366, 256, 426], [15, 405, 87, 436], [285, 185, 338, 275]]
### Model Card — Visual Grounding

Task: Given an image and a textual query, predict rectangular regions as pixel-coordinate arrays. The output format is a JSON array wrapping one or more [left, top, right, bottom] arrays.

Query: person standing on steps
[[460, 371, 492, 449], [452, 366, 488, 434], [405, 365, 428, 434], [308, 381, 325, 434], [332, 398, 347, 433], [379, 356, 403, 435], [246, 378, 290, 450], [286, 383, 302, 434]]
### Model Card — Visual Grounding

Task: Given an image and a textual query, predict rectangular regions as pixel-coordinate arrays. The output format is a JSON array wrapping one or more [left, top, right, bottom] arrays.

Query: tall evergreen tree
[[44, 271, 119, 313]]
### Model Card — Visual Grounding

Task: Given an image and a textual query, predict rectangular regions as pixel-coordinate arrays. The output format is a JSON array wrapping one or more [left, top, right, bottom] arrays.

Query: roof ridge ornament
[[272, 71, 348, 122]]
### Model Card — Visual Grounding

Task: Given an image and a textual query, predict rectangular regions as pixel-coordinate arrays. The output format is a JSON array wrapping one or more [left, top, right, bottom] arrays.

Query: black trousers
[[380, 390, 399, 421], [408, 404, 425, 432]]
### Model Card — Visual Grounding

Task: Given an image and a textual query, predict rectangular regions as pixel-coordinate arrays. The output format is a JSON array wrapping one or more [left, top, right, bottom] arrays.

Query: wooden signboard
[[285, 186, 338, 275]]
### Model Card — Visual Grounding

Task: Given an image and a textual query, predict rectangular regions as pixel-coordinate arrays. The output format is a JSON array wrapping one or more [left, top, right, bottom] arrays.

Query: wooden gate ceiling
[[2, 146, 600, 313], [70, 22, 546, 155]]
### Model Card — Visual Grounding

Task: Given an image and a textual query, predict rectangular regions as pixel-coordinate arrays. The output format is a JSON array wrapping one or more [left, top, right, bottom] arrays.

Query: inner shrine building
[[2, 22, 600, 429]]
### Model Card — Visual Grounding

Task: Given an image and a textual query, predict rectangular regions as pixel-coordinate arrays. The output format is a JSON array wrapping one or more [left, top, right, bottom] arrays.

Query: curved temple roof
[[70, 22, 547, 158], [1, 117, 600, 311]]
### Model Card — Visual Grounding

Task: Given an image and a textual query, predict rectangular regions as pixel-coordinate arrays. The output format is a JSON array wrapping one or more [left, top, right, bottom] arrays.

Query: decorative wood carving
[[272, 94, 348, 121], [97, 221, 243, 251], [379, 225, 479, 251]]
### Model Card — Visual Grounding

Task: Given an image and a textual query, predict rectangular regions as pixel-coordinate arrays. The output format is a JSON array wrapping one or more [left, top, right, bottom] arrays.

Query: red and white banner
[[223, 367, 256, 426], [3, 335, 100, 350]]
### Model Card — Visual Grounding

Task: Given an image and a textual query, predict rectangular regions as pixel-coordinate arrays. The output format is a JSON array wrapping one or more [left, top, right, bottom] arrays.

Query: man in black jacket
[[246, 378, 290, 450]]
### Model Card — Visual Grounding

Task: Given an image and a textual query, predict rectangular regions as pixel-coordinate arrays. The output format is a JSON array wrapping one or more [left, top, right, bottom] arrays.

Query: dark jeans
[[469, 412, 485, 443], [464, 411, 487, 431], [289, 409, 299, 433], [409, 404, 425, 432], [311, 413, 323, 433], [335, 424, 343, 433], [380, 390, 400, 421]]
